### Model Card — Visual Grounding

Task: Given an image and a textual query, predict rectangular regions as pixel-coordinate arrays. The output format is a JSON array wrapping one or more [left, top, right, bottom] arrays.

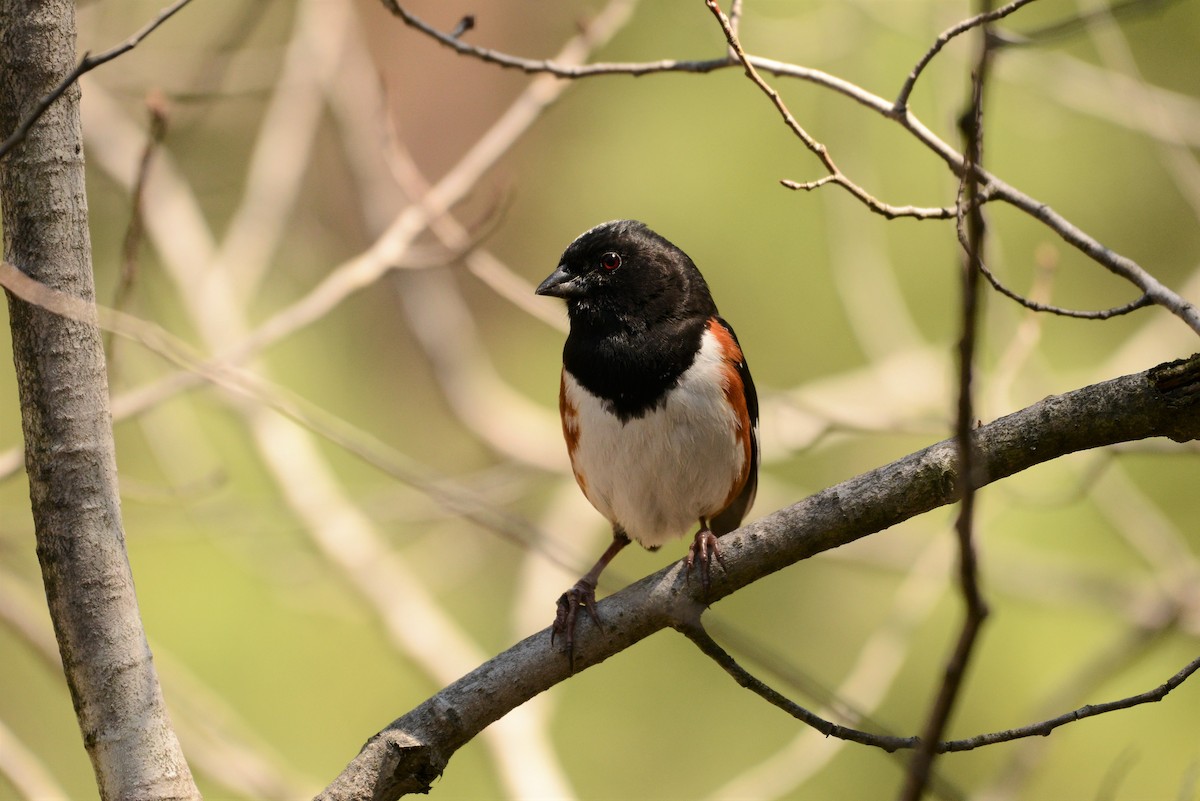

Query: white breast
[[563, 329, 746, 548]]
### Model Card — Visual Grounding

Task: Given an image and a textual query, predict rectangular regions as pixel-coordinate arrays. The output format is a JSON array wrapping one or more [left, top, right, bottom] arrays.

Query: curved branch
[[894, 0, 1039, 113], [707, 0, 947, 220], [941, 652, 1200, 751], [678, 621, 915, 752], [0, 0, 194, 160], [318, 354, 1200, 801], [979, 258, 1154, 319], [902, 27, 996, 799], [678, 620, 1200, 756], [980, 172, 1200, 332], [379, 0, 726, 77]]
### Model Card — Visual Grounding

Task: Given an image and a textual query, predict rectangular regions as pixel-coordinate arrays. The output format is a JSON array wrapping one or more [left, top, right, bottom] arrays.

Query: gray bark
[[0, 1, 198, 799]]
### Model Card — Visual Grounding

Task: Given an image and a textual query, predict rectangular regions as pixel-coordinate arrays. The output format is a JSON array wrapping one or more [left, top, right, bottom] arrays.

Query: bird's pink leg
[[553, 530, 630, 670], [685, 517, 728, 593]]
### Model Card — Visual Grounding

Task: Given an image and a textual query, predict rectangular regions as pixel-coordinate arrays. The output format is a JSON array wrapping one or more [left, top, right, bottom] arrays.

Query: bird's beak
[[535, 264, 583, 298]]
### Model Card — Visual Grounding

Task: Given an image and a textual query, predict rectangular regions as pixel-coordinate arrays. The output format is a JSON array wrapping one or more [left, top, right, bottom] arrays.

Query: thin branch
[[894, 0, 1039, 114], [679, 619, 1200, 757], [900, 15, 995, 799], [984, 172, 1200, 333], [994, 0, 1180, 47], [378, 0, 726, 77], [0, 0, 194, 160], [780, 174, 957, 219], [705, 0, 834, 173], [979, 258, 1154, 319], [701, 539, 967, 801], [706, 0, 943, 220], [107, 92, 169, 361], [679, 620, 915, 752], [942, 653, 1200, 752]]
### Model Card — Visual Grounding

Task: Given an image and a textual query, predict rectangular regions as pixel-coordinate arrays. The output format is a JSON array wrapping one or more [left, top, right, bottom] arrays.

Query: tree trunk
[[0, 1, 199, 799]]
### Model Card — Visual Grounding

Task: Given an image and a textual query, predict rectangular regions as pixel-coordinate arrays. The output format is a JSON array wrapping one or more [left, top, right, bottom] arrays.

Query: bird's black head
[[535, 220, 717, 334]]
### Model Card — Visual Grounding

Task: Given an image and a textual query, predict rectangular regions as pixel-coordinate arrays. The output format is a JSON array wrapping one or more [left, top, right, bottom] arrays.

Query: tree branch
[[942, 652, 1200, 751], [705, 0, 954, 220], [318, 353, 1200, 800], [678, 620, 915, 752], [0, 0, 194, 160], [978, 257, 1155, 319], [894, 0, 1038, 113], [677, 619, 1200, 756], [378, 0, 721, 77], [901, 15, 995, 798]]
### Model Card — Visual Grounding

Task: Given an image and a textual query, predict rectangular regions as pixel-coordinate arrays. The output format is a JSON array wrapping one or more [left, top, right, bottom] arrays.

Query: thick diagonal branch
[[319, 354, 1200, 801]]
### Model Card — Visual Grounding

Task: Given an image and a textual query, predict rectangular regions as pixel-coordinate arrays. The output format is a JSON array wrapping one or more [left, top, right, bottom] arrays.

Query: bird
[[535, 219, 760, 665]]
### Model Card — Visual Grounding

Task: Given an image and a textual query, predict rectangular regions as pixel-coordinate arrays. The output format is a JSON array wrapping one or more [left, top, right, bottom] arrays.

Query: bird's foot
[[552, 578, 601, 670], [685, 528, 727, 594]]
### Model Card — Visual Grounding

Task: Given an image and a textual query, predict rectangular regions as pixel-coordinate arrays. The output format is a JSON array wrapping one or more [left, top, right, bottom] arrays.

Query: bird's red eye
[[599, 251, 622, 271]]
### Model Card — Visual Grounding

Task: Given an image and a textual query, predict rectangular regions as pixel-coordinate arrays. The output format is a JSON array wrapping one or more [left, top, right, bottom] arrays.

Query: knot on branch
[[1149, 353, 1200, 442], [318, 729, 442, 800]]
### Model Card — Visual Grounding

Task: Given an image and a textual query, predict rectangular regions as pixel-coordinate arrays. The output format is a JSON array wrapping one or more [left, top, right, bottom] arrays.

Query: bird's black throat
[[562, 311, 707, 422]]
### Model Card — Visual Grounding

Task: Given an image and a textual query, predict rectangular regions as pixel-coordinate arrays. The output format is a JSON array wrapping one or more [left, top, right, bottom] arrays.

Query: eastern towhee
[[536, 220, 760, 664]]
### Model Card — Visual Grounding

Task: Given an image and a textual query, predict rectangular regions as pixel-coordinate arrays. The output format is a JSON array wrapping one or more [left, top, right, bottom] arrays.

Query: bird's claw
[[552, 579, 601, 671], [685, 528, 727, 594]]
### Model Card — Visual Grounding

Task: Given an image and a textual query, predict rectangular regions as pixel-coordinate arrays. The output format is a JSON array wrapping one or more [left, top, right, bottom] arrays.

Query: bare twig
[[0, 0, 194, 160], [901, 13, 995, 798], [378, 0, 726, 77], [979, 257, 1154, 319], [678, 618, 1200, 756], [679, 620, 915, 752], [995, 0, 1180, 46], [780, 174, 957, 219], [703, 538, 965, 801], [706, 0, 952, 220], [943, 653, 1200, 752], [980, 172, 1200, 333], [107, 92, 169, 361], [894, 0, 1039, 113]]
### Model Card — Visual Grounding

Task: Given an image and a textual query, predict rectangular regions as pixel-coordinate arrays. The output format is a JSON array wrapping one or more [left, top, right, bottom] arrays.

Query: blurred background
[[2, 0, 1199, 798]]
